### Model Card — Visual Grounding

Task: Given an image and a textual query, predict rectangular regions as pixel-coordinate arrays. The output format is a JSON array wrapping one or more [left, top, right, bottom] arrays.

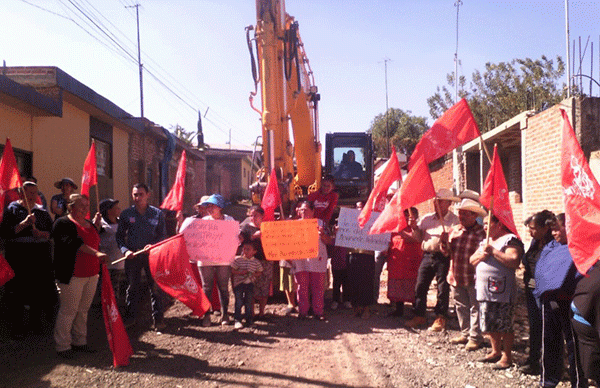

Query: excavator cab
[[324, 132, 373, 206]]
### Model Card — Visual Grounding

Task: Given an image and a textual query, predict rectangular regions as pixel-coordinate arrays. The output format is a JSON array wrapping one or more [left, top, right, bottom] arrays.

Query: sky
[[3, 1, 600, 150]]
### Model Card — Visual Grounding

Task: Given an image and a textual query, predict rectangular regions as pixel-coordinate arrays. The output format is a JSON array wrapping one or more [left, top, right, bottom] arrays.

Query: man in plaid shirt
[[442, 196, 487, 351]]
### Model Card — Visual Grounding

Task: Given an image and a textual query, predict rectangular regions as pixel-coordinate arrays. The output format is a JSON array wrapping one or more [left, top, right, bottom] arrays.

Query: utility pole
[[452, 0, 463, 193], [127, 3, 144, 118], [565, 0, 571, 97], [383, 57, 391, 156]]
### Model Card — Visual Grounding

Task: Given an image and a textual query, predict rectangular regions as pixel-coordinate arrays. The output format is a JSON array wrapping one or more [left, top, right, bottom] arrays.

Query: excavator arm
[[248, 0, 321, 208]]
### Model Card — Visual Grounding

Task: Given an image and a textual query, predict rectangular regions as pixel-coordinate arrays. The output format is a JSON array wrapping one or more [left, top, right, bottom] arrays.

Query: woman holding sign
[[291, 201, 332, 320]]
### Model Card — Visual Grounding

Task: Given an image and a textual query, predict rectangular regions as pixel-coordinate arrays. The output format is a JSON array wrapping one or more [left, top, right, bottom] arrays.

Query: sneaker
[[234, 321, 243, 330], [202, 314, 211, 327], [449, 335, 469, 345], [220, 313, 231, 326], [465, 339, 481, 351], [330, 301, 339, 310], [343, 301, 352, 309], [428, 315, 446, 332], [405, 316, 426, 328], [315, 314, 327, 321]]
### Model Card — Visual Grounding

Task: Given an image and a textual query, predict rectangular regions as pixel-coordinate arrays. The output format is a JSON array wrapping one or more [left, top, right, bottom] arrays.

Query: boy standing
[[231, 240, 263, 329]]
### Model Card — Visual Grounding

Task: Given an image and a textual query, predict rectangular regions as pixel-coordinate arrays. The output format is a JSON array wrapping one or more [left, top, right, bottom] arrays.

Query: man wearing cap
[[442, 196, 487, 350], [405, 188, 460, 331], [116, 183, 167, 330]]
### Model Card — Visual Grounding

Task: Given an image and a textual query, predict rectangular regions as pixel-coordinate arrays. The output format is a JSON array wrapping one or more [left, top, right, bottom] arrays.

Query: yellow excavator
[[247, 0, 373, 213]]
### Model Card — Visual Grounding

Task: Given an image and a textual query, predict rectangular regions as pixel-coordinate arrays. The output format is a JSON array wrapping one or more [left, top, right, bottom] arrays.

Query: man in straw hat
[[406, 188, 460, 331], [442, 196, 487, 350]]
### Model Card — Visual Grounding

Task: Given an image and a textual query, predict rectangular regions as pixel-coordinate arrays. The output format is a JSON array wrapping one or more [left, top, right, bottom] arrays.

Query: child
[[231, 240, 263, 329]]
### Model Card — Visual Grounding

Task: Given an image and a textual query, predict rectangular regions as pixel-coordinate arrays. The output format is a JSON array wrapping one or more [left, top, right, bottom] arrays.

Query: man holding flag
[[116, 183, 167, 330], [405, 189, 459, 331]]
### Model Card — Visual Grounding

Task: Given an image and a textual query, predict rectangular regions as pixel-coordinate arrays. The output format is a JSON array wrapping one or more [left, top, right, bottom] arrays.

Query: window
[[94, 138, 112, 178]]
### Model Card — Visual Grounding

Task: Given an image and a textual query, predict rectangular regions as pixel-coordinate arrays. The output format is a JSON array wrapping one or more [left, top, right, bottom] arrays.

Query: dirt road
[[1, 281, 566, 388]]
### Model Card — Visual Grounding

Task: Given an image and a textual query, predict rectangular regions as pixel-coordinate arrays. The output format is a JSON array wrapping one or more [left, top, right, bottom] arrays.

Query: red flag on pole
[[148, 234, 211, 317], [370, 155, 436, 234], [161, 150, 186, 211], [409, 99, 481, 169], [358, 147, 401, 229], [261, 168, 282, 222], [479, 145, 519, 238], [0, 254, 15, 287], [0, 139, 23, 223], [100, 265, 133, 367], [561, 109, 600, 274], [81, 142, 97, 198]]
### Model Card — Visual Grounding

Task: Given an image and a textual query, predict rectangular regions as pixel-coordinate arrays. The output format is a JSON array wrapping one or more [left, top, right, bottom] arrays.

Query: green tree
[[427, 55, 567, 132], [170, 124, 195, 145], [368, 108, 428, 159]]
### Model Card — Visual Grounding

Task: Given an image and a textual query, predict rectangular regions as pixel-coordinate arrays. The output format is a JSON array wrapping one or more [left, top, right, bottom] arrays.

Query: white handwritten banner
[[260, 219, 319, 261], [335, 207, 390, 251], [182, 219, 240, 265]]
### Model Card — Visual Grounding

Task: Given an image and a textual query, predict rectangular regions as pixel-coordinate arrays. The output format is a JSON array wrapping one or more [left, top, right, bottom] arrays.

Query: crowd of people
[[1, 175, 599, 388]]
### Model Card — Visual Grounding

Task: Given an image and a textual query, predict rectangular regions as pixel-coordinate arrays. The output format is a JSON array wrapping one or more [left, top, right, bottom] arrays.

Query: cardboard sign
[[260, 219, 319, 261], [182, 219, 240, 265], [335, 207, 390, 251]]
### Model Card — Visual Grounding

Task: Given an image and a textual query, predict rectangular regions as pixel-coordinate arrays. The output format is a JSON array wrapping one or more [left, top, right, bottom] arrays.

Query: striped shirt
[[231, 256, 263, 287], [447, 222, 486, 287]]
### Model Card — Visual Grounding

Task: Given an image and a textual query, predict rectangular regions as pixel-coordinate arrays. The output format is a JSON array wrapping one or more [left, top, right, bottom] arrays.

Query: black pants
[[413, 252, 450, 317], [331, 269, 349, 304]]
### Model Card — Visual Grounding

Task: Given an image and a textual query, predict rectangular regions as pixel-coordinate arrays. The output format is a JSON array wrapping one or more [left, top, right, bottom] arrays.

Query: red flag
[[0, 254, 15, 287], [358, 147, 401, 229], [409, 99, 481, 169], [101, 265, 133, 367], [161, 150, 186, 211], [0, 139, 23, 223], [480, 145, 519, 238], [261, 168, 281, 221], [148, 234, 211, 317], [561, 109, 600, 274], [370, 155, 436, 234], [81, 142, 97, 198]]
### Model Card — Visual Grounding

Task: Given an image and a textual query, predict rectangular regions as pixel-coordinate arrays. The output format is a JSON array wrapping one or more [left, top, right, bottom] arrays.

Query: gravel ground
[[0, 268, 581, 388]]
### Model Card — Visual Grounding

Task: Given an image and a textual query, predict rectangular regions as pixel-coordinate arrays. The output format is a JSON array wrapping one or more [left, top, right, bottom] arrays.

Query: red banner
[[148, 234, 211, 317], [370, 155, 435, 234], [480, 145, 519, 237], [261, 168, 282, 222], [409, 99, 480, 169], [359, 147, 401, 229], [161, 150, 186, 211], [0, 254, 15, 287], [81, 142, 97, 198], [0, 139, 23, 223], [101, 265, 133, 367], [561, 109, 600, 274]]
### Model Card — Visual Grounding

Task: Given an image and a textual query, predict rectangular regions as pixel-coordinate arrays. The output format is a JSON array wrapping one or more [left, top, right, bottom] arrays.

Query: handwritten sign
[[261, 219, 319, 261], [335, 207, 390, 251], [182, 219, 240, 265]]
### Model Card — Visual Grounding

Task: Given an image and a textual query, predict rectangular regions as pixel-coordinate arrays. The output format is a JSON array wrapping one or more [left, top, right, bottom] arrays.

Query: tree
[[427, 55, 567, 132], [170, 124, 195, 145], [368, 108, 428, 159]]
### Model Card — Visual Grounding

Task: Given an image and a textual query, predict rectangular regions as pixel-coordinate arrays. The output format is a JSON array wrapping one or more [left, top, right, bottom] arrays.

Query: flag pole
[[92, 139, 100, 215], [479, 136, 492, 164], [483, 143, 498, 245]]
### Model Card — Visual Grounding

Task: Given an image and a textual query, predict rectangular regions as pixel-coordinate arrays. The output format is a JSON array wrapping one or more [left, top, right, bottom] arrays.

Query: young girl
[[231, 240, 263, 329], [291, 201, 332, 320]]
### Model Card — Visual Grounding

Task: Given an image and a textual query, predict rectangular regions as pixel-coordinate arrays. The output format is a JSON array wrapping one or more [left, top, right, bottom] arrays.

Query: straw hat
[[435, 188, 460, 202], [455, 198, 488, 217], [459, 189, 480, 202]]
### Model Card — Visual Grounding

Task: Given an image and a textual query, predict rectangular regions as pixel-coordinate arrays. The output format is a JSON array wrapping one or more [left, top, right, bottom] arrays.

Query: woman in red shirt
[[52, 194, 107, 359]]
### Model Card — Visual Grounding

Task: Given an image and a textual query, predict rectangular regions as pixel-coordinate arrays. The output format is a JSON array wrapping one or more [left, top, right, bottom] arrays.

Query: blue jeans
[[233, 283, 254, 322], [125, 254, 163, 322], [199, 265, 231, 314]]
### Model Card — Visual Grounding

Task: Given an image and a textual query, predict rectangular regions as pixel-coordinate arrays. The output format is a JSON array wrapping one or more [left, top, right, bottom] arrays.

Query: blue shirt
[[116, 205, 166, 253]]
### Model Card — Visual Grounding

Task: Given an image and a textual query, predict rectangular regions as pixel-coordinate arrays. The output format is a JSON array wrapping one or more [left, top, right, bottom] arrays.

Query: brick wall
[[418, 157, 454, 216]]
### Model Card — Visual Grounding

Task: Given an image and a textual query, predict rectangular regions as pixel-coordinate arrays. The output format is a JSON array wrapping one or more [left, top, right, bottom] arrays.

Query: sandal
[[477, 354, 501, 363], [492, 362, 511, 370]]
